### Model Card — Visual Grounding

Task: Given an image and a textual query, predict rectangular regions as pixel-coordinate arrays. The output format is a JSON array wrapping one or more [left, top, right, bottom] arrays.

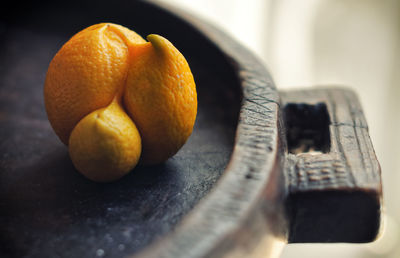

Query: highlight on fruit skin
[[44, 23, 197, 182]]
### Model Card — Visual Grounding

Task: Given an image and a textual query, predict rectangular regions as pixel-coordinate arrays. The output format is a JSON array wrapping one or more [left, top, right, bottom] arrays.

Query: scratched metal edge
[[134, 1, 285, 258]]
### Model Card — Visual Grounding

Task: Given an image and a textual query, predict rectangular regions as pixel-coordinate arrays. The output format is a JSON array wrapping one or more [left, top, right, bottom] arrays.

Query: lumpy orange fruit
[[44, 23, 197, 182]]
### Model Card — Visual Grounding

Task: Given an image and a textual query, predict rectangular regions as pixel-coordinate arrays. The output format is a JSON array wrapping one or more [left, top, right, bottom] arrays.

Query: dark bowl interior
[[0, 1, 242, 257]]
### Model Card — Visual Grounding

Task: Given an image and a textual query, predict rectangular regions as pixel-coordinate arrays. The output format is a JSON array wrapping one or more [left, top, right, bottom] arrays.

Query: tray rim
[[136, 1, 285, 258]]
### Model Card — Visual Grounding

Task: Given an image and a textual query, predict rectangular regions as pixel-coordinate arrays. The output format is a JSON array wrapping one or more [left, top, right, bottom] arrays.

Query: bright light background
[[157, 0, 400, 257]]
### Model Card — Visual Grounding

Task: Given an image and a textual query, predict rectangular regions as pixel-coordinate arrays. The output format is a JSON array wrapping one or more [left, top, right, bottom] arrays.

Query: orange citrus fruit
[[44, 23, 197, 182]]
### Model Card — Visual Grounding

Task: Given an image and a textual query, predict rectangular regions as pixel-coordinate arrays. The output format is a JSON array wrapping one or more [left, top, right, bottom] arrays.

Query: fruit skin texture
[[69, 98, 142, 182], [44, 23, 197, 182], [125, 35, 197, 164], [44, 23, 146, 144]]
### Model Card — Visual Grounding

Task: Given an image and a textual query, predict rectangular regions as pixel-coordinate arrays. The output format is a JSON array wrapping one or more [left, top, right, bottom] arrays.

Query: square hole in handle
[[283, 103, 331, 154]]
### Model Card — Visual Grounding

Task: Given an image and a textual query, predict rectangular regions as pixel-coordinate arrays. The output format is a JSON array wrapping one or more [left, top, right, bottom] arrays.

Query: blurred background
[[158, 0, 400, 257]]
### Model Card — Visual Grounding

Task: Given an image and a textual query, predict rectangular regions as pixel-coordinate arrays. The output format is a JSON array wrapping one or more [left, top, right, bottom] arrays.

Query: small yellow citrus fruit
[[69, 98, 141, 182]]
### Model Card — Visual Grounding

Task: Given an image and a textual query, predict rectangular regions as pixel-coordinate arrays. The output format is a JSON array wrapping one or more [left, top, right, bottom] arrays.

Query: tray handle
[[280, 87, 382, 243]]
